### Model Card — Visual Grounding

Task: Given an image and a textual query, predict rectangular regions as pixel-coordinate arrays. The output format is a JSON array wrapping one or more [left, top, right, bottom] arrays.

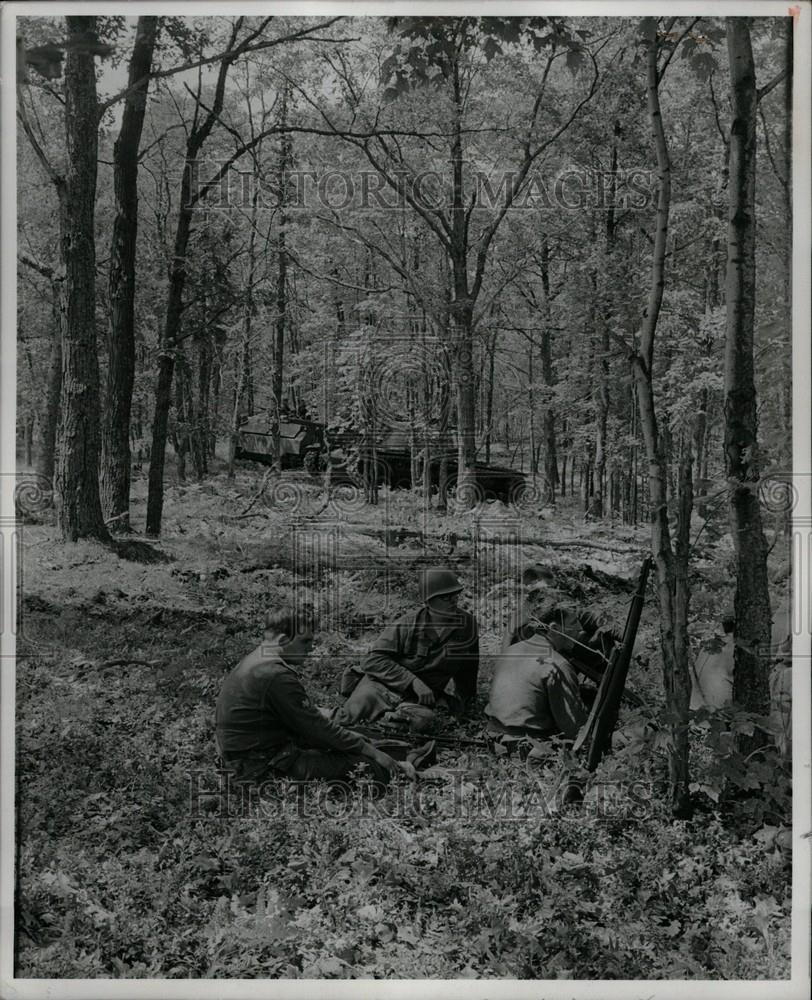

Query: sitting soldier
[[504, 563, 618, 676], [485, 627, 588, 744], [215, 607, 415, 784], [486, 562, 615, 746], [334, 567, 479, 728]]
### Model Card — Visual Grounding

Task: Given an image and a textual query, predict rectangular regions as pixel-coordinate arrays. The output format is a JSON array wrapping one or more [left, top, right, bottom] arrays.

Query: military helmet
[[420, 567, 464, 603]]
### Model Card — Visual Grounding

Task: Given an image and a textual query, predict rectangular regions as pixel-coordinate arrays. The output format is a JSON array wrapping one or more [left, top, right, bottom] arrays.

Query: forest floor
[[13, 456, 792, 979]]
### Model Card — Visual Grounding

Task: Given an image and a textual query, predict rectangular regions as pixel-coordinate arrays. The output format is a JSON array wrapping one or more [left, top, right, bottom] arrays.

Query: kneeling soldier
[[215, 607, 414, 784], [334, 567, 479, 727]]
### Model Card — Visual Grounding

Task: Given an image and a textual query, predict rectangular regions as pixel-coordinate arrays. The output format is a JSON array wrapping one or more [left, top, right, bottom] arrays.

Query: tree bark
[[725, 18, 773, 730], [38, 279, 64, 484], [146, 166, 194, 535], [56, 16, 110, 543], [272, 90, 291, 474], [448, 58, 478, 508], [101, 16, 159, 530], [631, 18, 692, 816], [539, 241, 559, 504], [17, 114, 68, 487]]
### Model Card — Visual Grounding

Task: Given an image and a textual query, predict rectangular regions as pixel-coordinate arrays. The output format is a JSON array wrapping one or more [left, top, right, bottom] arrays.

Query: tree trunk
[[227, 168, 260, 478], [146, 175, 194, 535], [632, 18, 692, 817], [484, 332, 496, 465], [725, 18, 772, 732], [590, 137, 618, 520], [527, 336, 537, 480], [539, 244, 559, 504], [24, 413, 34, 467], [447, 58, 478, 510], [209, 331, 224, 460], [56, 16, 110, 543], [178, 351, 205, 480], [146, 30, 248, 534], [38, 281, 64, 484], [197, 334, 212, 474], [101, 15, 159, 531], [272, 90, 291, 474]]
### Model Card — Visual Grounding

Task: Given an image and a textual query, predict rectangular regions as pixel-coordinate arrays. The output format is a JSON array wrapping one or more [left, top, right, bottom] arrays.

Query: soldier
[[215, 607, 415, 784], [690, 613, 734, 711], [485, 628, 589, 744], [334, 568, 479, 727], [486, 563, 608, 746]]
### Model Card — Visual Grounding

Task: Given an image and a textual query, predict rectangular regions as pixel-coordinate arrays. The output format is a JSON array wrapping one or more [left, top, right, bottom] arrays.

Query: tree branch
[[18, 253, 58, 280], [657, 18, 701, 84], [471, 47, 601, 303], [98, 17, 347, 116], [757, 67, 788, 103], [16, 97, 64, 193]]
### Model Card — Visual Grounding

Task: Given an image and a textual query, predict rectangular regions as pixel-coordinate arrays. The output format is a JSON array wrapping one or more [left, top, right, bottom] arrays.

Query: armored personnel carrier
[[234, 412, 325, 469], [236, 415, 525, 502]]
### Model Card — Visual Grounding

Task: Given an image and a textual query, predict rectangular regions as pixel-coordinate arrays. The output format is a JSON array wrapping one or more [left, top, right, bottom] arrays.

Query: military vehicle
[[351, 428, 526, 503], [234, 412, 325, 469], [235, 414, 526, 503]]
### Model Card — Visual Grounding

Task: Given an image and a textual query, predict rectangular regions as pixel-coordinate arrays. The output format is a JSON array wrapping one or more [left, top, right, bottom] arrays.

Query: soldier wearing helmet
[[334, 567, 479, 727]]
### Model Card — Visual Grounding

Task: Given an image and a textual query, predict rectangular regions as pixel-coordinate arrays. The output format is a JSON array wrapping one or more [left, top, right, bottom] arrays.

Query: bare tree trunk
[[725, 18, 772, 734], [437, 343, 452, 513], [272, 88, 290, 474], [18, 77, 67, 490], [448, 59, 478, 509], [227, 168, 260, 478], [227, 331, 251, 479], [56, 16, 110, 543], [209, 329, 225, 460], [24, 413, 34, 467], [539, 247, 559, 503], [484, 331, 496, 465], [590, 135, 618, 520], [146, 21, 269, 534], [527, 335, 537, 481], [197, 334, 211, 474], [101, 16, 159, 531], [146, 171, 193, 535], [178, 351, 205, 480], [631, 18, 692, 816], [38, 282, 64, 484]]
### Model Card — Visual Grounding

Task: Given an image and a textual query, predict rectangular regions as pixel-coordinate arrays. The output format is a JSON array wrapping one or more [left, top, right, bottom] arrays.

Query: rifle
[[529, 622, 644, 709], [572, 556, 652, 771], [350, 723, 486, 751]]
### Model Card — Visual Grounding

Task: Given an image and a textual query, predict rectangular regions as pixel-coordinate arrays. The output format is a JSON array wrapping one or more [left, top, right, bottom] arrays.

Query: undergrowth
[[14, 472, 792, 979]]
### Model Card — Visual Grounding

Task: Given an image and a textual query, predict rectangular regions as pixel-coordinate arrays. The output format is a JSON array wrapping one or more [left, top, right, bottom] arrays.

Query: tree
[[724, 18, 777, 735], [101, 16, 160, 531], [629, 17, 699, 816], [272, 85, 292, 474], [312, 17, 598, 508], [145, 16, 343, 535], [55, 15, 110, 542], [16, 72, 67, 488]]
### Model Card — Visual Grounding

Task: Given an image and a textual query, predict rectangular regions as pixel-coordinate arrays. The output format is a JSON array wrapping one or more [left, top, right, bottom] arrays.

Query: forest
[[11, 11, 800, 983]]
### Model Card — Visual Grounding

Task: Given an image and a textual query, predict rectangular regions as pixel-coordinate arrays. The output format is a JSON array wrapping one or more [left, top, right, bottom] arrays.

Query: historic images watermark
[[184, 162, 660, 213], [0, 472, 52, 653], [187, 767, 655, 822]]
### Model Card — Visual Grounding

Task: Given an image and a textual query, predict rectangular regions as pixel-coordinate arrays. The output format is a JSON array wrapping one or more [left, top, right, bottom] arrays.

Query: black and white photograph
[[1, 2, 810, 995]]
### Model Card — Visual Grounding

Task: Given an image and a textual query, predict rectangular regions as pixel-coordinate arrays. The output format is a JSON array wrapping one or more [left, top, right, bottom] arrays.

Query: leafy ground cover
[[15, 467, 791, 978]]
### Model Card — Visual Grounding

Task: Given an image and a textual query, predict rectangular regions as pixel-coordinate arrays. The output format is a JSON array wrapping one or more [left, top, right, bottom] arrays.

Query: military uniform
[[334, 607, 479, 725], [485, 633, 588, 741], [215, 643, 389, 783]]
